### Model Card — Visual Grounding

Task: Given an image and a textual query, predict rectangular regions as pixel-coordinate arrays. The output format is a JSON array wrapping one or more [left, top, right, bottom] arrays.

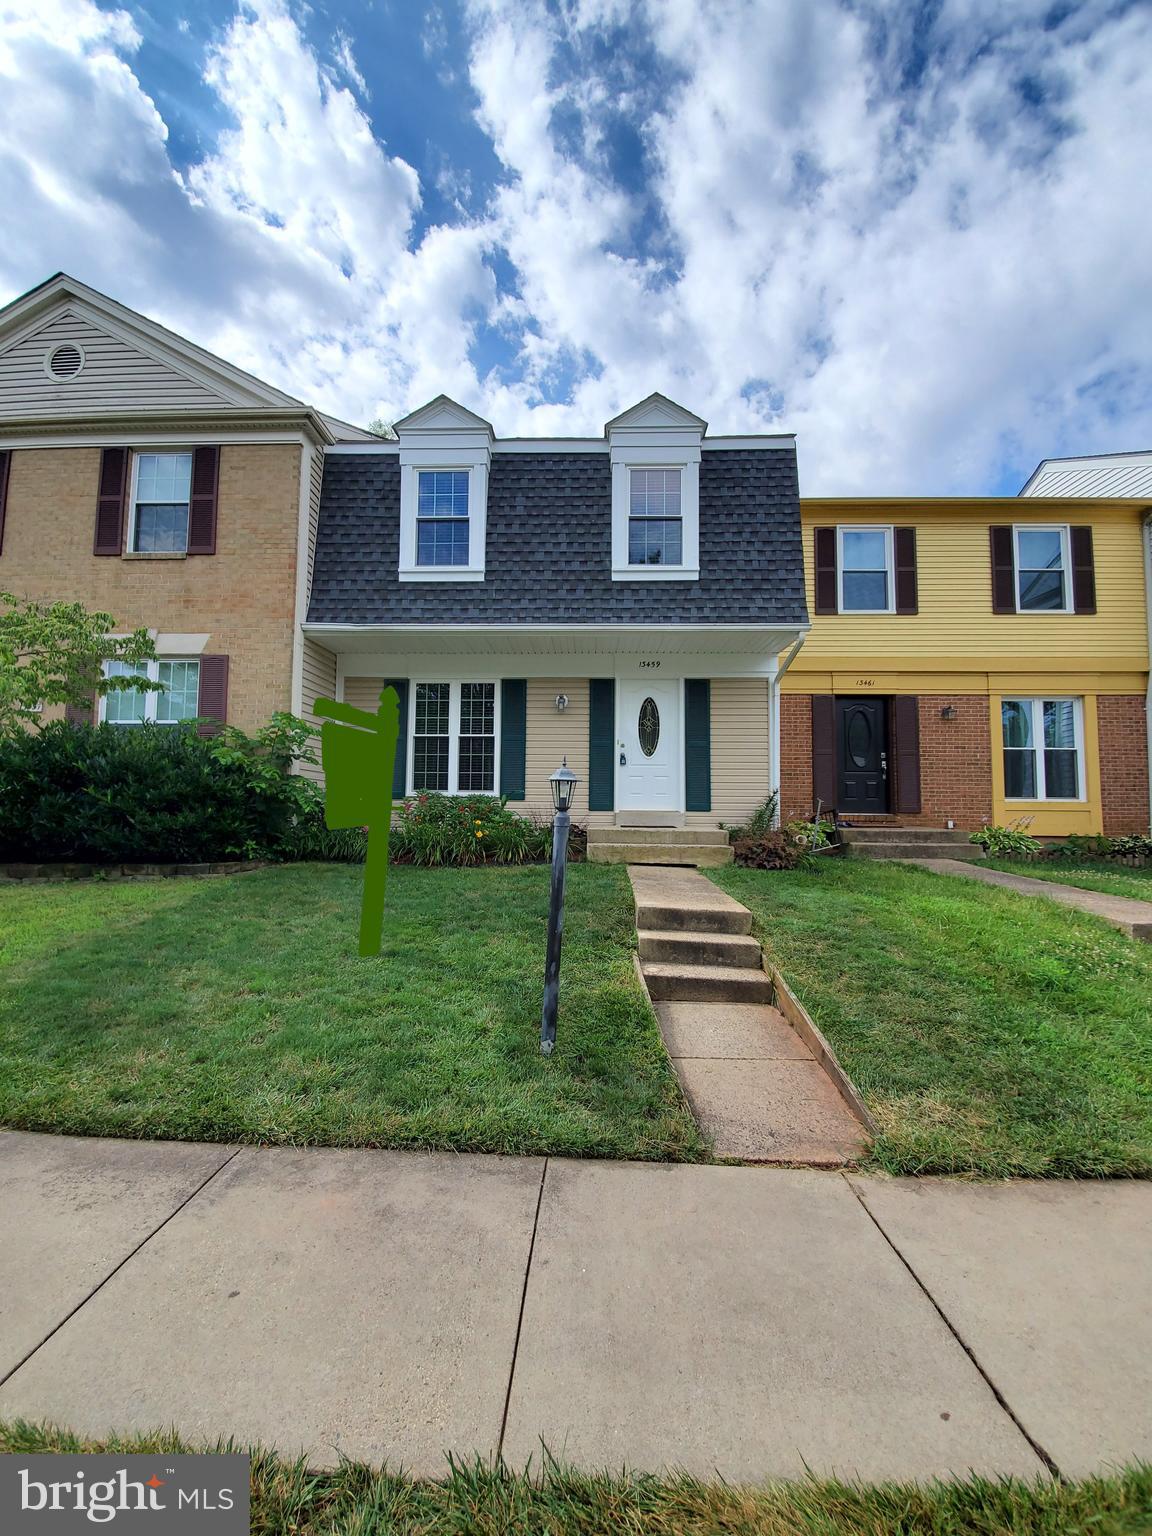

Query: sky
[[1, 0, 1150, 494]]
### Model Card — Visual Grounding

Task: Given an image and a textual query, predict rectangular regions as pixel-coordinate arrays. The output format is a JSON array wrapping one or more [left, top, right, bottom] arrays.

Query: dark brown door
[[837, 698, 888, 813]]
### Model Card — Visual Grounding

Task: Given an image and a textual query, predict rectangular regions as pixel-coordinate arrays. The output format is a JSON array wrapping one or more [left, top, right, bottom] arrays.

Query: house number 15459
[[638, 660, 661, 668]]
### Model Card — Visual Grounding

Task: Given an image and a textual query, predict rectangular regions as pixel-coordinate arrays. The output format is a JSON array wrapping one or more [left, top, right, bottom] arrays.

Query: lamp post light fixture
[[540, 757, 578, 1055]]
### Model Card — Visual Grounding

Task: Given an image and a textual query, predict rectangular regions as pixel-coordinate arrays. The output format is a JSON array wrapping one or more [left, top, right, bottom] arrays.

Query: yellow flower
[[475, 829, 483, 838]]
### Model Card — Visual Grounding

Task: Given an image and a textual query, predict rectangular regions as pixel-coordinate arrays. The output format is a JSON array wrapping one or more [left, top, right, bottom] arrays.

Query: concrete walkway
[[2, 1132, 1150, 1483], [904, 858, 1152, 940]]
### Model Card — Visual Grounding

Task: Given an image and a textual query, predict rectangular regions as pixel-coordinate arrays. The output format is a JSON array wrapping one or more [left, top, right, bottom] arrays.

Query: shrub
[[969, 820, 1042, 857], [732, 831, 810, 870], [722, 791, 778, 841], [1046, 833, 1113, 861], [390, 792, 554, 866], [278, 801, 368, 863], [0, 716, 316, 864], [1109, 832, 1152, 858], [785, 815, 837, 851]]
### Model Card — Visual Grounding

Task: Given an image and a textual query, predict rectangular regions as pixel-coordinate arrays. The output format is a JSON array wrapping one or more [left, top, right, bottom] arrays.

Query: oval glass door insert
[[638, 697, 660, 757], [846, 708, 873, 768]]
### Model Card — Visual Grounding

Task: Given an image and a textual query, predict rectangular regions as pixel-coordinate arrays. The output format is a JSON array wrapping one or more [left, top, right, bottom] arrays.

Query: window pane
[[1004, 749, 1036, 798], [1018, 568, 1065, 610], [136, 453, 192, 504], [1044, 749, 1078, 798], [460, 682, 494, 736], [841, 529, 887, 570], [134, 503, 190, 553], [413, 683, 450, 791], [630, 468, 681, 517], [1016, 529, 1063, 571], [417, 470, 469, 516], [156, 660, 200, 723], [629, 518, 683, 565], [842, 570, 888, 610], [415, 683, 449, 735], [458, 683, 495, 793], [417, 518, 469, 566], [103, 660, 149, 725], [1001, 700, 1033, 749], [1043, 699, 1076, 749]]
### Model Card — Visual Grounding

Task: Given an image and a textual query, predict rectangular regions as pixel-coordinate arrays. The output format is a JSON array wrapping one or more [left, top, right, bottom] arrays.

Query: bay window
[[1002, 697, 1083, 800], [411, 681, 497, 795], [101, 658, 201, 726]]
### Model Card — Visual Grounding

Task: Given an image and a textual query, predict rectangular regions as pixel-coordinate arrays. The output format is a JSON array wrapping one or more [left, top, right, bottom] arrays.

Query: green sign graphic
[[313, 687, 400, 956]]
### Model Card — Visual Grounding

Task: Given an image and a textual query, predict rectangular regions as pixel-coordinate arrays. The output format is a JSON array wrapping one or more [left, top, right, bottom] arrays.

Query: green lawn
[[713, 860, 1152, 1179], [982, 859, 1152, 903], [0, 864, 702, 1161], [4, 1424, 1149, 1536]]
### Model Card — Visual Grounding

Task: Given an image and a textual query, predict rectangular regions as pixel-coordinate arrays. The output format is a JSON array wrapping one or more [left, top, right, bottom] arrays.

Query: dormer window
[[629, 468, 682, 565], [417, 470, 470, 566], [394, 395, 491, 582], [608, 394, 703, 581]]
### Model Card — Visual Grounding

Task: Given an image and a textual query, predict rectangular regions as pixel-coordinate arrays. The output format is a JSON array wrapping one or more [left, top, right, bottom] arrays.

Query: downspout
[[1144, 512, 1152, 831], [769, 633, 808, 827]]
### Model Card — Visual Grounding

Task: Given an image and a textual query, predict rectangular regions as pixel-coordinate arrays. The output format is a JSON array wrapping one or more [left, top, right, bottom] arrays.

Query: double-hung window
[[628, 468, 682, 566], [411, 682, 497, 794], [416, 470, 470, 567], [101, 658, 201, 726], [1015, 526, 1069, 612], [838, 527, 893, 612], [1002, 697, 1083, 800], [131, 452, 193, 553]]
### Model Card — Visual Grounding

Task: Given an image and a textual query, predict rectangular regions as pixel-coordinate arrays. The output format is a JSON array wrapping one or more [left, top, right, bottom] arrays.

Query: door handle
[[880, 752, 888, 775], [619, 751, 627, 766]]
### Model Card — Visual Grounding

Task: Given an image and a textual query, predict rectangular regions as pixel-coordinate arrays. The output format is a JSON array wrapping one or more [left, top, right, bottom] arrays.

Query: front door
[[617, 678, 681, 813], [836, 697, 889, 814]]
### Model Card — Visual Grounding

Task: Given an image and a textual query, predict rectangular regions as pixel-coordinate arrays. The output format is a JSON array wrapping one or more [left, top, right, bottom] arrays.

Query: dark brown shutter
[[814, 527, 838, 614], [892, 696, 922, 814], [811, 695, 836, 813], [187, 446, 219, 555], [989, 525, 1015, 613], [0, 449, 10, 556], [196, 654, 229, 736], [94, 448, 128, 555], [894, 526, 918, 614], [1070, 526, 1096, 614]]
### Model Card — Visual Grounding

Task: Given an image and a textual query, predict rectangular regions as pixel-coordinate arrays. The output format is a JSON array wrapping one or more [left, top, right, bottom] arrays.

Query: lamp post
[[540, 756, 578, 1056]]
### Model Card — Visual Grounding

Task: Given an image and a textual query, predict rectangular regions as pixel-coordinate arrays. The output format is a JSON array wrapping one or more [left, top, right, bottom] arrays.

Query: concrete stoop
[[627, 865, 871, 1167], [588, 826, 734, 868], [841, 827, 986, 863]]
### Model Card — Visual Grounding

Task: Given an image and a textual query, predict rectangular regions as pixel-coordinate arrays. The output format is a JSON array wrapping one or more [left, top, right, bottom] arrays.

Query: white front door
[[617, 678, 681, 812]]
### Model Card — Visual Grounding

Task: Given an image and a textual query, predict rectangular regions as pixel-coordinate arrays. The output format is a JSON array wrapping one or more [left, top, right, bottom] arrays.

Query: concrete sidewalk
[[1, 1131, 1149, 1483]]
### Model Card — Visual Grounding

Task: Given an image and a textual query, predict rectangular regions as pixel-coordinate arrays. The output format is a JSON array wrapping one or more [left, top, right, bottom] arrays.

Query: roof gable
[[604, 393, 708, 435], [392, 395, 494, 435]]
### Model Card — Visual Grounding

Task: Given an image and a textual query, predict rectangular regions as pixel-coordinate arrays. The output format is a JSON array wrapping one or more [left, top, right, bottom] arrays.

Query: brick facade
[[1097, 694, 1150, 833], [0, 443, 301, 734]]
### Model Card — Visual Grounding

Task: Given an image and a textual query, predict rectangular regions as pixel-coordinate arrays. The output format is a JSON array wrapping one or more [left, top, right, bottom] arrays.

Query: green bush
[[969, 821, 1043, 857], [785, 814, 837, 850], [1108, 832, 1152, 858], [0, 716, 316, 864], [390, 792, 554, 866], [278, 801, 368, 863], [1046, 833, 1114, 861], [722, 791, 778, 840]]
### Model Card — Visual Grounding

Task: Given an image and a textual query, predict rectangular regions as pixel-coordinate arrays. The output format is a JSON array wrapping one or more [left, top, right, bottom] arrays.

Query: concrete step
[[589, 842, 734, 867], [637, 929, 763, 968], [840, 827, 972, 843], [615, 811, 683, 828], [589, 826, 730, 847], [641, 961, 773, 1004], [633, 900, 751, 935], [850, 841, 985, 861]]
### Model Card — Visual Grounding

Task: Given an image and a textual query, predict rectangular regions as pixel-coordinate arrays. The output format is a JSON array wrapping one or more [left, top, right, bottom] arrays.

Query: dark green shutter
[[382, 678, 409, 798], [588, 679, 615, 811], [684, 679, 712, 812], [500, 679, 527, 800]]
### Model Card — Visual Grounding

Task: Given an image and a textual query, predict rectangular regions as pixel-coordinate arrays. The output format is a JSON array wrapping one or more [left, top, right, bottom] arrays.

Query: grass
[[3, 1424, 1149, 1536], [713, 860, 1152, 1179], [982, 859, 1152, 903], [0, 863, 702, 1161]]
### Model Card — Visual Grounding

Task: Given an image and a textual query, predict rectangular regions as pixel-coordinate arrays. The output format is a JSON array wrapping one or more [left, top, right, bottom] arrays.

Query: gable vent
[[46, 342, 84, 380]]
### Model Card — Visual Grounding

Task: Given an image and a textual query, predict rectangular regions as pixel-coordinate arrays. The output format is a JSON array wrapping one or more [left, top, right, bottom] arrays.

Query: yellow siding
[[795, 500, 1149, 669]]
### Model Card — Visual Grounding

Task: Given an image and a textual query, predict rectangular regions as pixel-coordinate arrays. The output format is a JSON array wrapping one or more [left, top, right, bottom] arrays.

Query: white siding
[[0, 308, 230, 418], [1023, 454, 1152, 497]]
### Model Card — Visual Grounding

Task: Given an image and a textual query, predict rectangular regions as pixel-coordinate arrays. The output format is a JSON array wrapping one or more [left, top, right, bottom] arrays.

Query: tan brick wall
[[1098, 694, 1150, 833], [781, 692, 993, 829], [0, 444, 301, 734]]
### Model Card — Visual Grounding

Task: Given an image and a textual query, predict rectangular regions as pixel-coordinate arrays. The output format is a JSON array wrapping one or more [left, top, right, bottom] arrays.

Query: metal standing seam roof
[[1021, 453, 1152, 498], [307, 447, 808, 627]]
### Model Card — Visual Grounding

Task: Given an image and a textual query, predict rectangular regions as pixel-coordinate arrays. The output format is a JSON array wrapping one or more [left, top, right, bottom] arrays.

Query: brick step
[[588, 826, 730, 847], [588, 842, 733, 867], [849, 842, 985, 861], [641, 961, 773, 1004], [839, 827, 972, 843], [633, 900, 751, 936], [637, 929, 762, 968]]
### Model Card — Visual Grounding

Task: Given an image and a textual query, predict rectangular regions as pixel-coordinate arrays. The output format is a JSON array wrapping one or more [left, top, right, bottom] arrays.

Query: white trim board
[[335, 651, 783, 687]]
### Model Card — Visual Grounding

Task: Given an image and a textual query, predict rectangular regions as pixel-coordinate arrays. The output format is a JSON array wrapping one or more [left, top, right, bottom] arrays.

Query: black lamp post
[[540, 756, 578, 1056]]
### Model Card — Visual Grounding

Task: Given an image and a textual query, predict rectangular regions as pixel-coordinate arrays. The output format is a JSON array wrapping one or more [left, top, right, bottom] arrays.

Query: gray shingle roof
[[307, 448, 807, 626]]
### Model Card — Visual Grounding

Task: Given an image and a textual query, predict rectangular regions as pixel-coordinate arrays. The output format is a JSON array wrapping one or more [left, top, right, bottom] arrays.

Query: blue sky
[[1, 0, 1150, 492]]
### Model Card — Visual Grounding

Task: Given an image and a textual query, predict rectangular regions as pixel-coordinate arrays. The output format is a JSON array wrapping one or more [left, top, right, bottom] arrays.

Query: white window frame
[[611, 449, 700, 581], [1002, 696, 1085, 802], [126, 449, 195, 556], [407, 680, 501, 796], [837, 525, 895, 615], [1013, 524, 1072, 614], [398, 459, 488, 582], [99, 657, 201, 726]]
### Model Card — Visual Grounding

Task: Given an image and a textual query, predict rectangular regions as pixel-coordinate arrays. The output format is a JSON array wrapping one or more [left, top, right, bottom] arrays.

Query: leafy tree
[[0, 590, 161, 733]]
